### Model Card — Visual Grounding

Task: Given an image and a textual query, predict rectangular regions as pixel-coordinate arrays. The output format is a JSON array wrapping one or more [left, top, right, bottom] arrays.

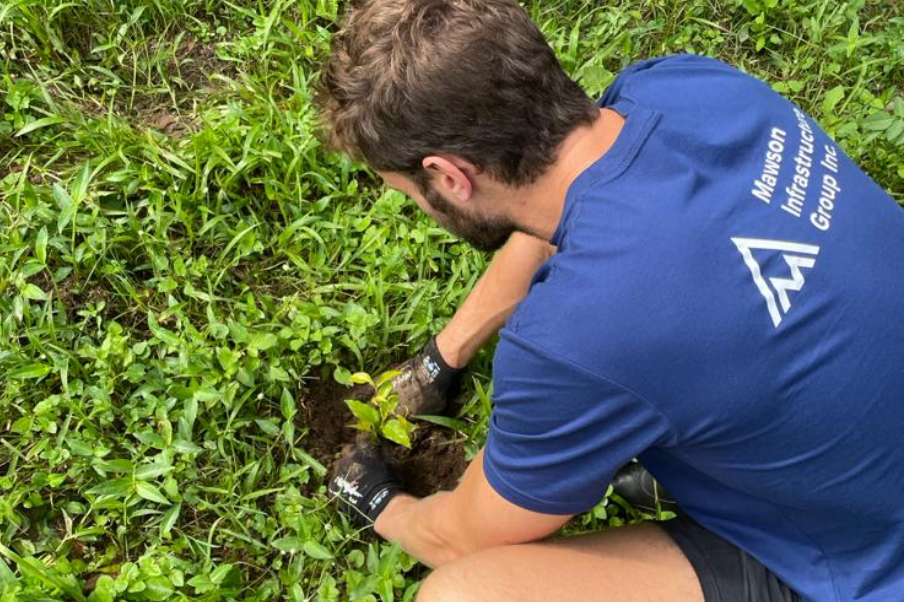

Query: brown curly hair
[[315, 0, 598, 188]]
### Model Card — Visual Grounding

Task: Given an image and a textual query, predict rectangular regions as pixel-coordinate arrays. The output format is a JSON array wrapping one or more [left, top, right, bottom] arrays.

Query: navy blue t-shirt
[[484, 55, 904, 602]]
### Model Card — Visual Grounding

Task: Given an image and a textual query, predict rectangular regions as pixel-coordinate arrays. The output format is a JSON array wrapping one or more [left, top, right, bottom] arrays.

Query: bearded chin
[[423, 187, 515, 252]]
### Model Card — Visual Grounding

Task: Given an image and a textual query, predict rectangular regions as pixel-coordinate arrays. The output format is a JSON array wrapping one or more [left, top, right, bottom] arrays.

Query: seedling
[[346, 371, 418, 448]]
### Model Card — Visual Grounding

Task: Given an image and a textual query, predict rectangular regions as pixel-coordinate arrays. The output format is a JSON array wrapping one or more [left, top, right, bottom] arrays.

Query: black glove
[[390, 336, 464, 416], [328, 434, 404, 529]]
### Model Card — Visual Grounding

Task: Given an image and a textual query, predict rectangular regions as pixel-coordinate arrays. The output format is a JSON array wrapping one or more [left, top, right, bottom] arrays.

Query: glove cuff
[[423, 335, 465, 381], [329, 444, 405, 530], [364, 483, 403, 523]]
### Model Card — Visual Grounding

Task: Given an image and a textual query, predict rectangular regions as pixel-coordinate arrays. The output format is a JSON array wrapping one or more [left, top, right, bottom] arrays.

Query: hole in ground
[[299, 378, 467, 498]]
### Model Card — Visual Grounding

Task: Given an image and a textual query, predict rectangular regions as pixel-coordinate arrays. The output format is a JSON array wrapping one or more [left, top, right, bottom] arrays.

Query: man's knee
[[416, 566, 470, 602]]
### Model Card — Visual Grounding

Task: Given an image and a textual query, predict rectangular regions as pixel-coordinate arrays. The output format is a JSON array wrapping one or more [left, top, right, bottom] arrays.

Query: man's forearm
[[371, 449, 572, 569], [436, 232, 555, 368]]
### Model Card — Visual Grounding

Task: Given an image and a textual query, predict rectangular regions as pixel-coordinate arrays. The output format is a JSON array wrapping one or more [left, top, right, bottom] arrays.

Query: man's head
[[316, 0, 598, 249]]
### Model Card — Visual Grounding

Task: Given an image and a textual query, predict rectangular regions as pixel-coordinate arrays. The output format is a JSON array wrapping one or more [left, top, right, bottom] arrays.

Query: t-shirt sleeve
[[483, 331, 673, 515]]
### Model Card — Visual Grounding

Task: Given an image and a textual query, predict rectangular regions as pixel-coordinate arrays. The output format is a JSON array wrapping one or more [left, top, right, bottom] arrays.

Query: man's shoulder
[[503, 249, 669, 384], [602, 53, 774, 121]]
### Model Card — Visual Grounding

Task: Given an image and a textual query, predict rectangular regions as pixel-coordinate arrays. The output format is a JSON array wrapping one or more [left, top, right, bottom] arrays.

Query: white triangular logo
[[731, 237, 820, 328]]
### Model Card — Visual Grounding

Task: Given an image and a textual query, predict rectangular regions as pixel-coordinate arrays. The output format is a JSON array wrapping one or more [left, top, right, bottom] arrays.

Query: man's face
[[379, 171, 515, 252]]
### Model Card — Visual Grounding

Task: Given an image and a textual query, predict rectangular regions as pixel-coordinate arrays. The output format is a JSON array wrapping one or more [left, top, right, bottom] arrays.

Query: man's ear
[[422, 156, 474, 203]]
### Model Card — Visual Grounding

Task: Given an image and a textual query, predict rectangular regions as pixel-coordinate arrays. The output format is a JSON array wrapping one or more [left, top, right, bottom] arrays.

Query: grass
[[1, 0, 902, 599]]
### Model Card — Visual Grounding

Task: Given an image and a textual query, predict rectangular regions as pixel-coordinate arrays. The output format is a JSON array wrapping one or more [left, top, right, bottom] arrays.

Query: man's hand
[[373, 448, 573, 568], [389, 336, 464, 416], [328, 434, 405, 529]]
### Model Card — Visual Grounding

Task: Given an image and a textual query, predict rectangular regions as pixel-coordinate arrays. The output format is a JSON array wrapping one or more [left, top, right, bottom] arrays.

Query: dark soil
[[299, 379, 467, 497], [389, 429, 468, 498], [130, 34, 235, 138], [168, 34, 231, 93]]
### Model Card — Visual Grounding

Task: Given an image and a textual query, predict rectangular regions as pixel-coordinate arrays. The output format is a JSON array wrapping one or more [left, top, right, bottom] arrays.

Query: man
[[316, 1, 904, 601]]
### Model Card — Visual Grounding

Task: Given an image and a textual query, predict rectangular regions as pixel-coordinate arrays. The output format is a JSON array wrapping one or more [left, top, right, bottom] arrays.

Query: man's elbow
[[430, 516, 554, 568], [428, 518, 481, 567]]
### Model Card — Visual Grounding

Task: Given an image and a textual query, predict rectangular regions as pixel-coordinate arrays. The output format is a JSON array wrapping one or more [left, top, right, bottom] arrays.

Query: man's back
[[486, 55, 904, 602]]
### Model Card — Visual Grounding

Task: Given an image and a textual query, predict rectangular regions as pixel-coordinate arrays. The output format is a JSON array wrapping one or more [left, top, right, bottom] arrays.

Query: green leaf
[[217, 347, 239, 371], [172, 440, 203, 454], [183, 396, 198, 429], [94, 459, 133, 473], [88, 575, 116, 602], [66, 438, 94, 456], [53, 183, 73, 210], [210, 563, 233, 584], [0, 544, 87, 602], [134, 431, 165, 448], [863, 111, 894, 131], [281, 387, 297, 420], [249, 332, 278, 351], [350, 372, 375, 387], [293, 448, 328, 477], [72, 162, 92, 204], [345, 399, 380, 427], [9, 363, 51, 380], [413, 414, 469, 431], [160, 504, 181, 538], [0, 555, 18, 590], [87, 477, 133, 498], [20, 283, 47, 300], [579, 65, 614, 95], [377, 577, 394, 602], [147, 312, 181, 347], [303, 540, 334, 560], [822, 85, 845, 117], [289, 583, 305, 602], [11, 416, 33, 434], [885, 120, 904, 142], [193, 387, 221, 403], [272, 536, 305, 553], [15, 116, 65, 137], [333, 365, 352, 385], [187, 574, 215, 594], [381, 418, 413, 449], [375, 369, 402, 389], [317, 575, 340, 602], [255, 418, 280, 435], [135, 481, 170, 504], [35, 227, 48, 264], [143, 576, 174, 601], [53, 184, 76, 234], [135, 464, 173, 480], [894, 97, 904, 118]]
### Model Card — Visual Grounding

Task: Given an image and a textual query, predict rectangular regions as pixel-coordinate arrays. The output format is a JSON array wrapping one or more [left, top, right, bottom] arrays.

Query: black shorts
[[662, 515, 802, 602]]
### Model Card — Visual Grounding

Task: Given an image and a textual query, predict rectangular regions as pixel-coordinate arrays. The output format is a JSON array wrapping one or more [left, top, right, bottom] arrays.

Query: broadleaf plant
[[346, 371, 418, 448]]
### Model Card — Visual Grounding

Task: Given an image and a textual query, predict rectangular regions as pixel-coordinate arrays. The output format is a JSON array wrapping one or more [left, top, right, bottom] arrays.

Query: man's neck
[[509, 108, 626, 242]]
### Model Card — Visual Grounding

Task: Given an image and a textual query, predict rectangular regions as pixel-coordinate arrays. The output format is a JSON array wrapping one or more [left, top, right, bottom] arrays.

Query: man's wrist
[[434, 330, 467, 370], [374, 493, 418, 538]]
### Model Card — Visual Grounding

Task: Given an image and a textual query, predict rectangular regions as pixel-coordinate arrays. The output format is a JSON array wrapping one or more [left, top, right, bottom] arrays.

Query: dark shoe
[[610, 462, 677, 514]]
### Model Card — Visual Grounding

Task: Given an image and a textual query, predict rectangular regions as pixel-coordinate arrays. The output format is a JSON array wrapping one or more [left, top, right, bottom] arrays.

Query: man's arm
[[435, 232, 555, 368], [385, 232, 554, 417], [373, 448, 572, 568]]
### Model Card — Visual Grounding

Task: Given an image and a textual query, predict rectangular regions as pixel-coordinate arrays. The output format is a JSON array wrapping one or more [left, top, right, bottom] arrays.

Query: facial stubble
[[422, 186, 516, 252]]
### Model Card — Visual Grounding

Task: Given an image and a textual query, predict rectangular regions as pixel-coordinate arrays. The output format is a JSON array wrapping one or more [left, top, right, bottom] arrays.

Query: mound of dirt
[[299, 379, 467, 497], [390, 429, 467, 498]]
